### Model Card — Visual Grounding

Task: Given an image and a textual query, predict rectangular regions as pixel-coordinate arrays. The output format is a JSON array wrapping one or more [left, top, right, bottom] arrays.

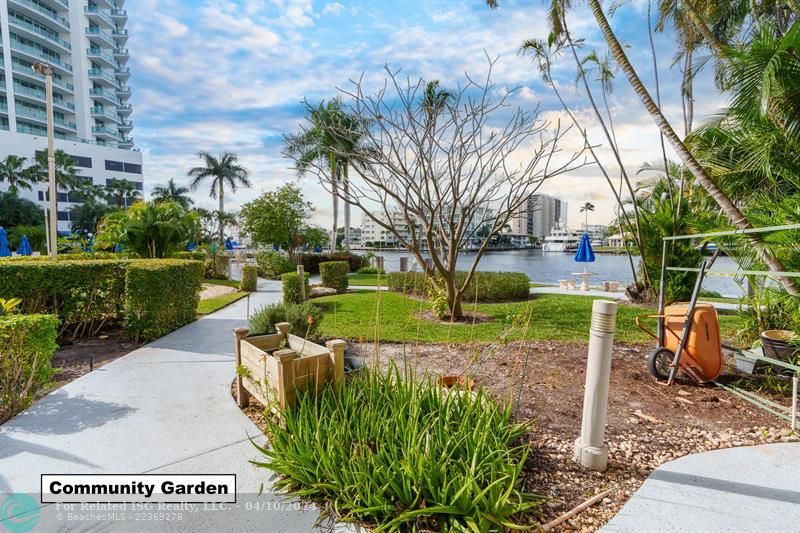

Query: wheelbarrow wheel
[[648, 347, 675, 381]]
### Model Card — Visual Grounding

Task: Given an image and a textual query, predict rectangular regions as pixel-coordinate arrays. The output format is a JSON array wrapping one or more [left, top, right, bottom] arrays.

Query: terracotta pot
[[438, 375, 475, 390]]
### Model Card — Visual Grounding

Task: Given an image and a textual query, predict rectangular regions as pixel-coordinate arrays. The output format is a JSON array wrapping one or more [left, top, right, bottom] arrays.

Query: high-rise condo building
[[0, 0, 142, 230]]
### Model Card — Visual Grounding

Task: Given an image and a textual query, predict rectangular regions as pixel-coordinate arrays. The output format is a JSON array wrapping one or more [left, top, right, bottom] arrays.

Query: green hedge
[[124, 260, 205, 342], [387, 271, 530, 302], [249, 302, 323, 337], [281, 272, 309, 305], [0, 314, 59, 423], [319, 261, 349, 293], [240, 265, 258, 292], [172, 251, 208, 261], [256, 251, 295, 279], [0, 259, 127, 338], [298, 253, 366, 274]]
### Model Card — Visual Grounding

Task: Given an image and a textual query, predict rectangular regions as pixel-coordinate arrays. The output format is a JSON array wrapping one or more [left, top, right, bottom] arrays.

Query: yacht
[[542, 224, 581, 252]]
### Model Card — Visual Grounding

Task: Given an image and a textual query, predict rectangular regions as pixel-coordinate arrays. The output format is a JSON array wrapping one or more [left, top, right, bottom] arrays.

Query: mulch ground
[[46, 330, 140, 392], [347, 340, 798, 532]]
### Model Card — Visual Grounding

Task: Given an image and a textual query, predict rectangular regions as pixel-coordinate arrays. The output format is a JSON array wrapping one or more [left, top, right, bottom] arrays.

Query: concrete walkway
[[602, 442, 800, 532], [0, 279, 321, 531]]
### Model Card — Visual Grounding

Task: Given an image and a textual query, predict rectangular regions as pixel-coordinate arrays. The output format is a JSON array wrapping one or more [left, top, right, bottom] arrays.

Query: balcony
[[13, 65, 74, 93], [16, 106, 76, 130], [112, 29, 129, 44], [116, 86, 131, 98], [118, 137, 134, 148], [113, 48, 129, 61], [86, 48, 117, 69], [117, 103, 132, 116], [13, 83, 76, 112], [114, 67, 130, 81], [85, 27, 115, 48], [9, 40, 72, 74], [90, 106, 120, 123], [84, 6, 115, 27], [7, 17, 71, 52], [89, 87, 121, 106], [110, 9, 128, 21], [92, 125, 121, 141], [88, 68, 119, 88], [118, 120, 133, 132], [7, 0, 70, 31]]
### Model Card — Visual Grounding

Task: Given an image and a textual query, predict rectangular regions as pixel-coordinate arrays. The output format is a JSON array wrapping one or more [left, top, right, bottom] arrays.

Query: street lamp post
[[33, 62, 57, 260]]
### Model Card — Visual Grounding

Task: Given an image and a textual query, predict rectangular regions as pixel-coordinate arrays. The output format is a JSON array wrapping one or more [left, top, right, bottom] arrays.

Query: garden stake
[[574, 300, 618, 471]]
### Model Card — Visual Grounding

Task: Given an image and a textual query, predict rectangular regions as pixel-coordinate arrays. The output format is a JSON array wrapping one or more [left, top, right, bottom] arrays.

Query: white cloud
[[321, 2, 345, 16]]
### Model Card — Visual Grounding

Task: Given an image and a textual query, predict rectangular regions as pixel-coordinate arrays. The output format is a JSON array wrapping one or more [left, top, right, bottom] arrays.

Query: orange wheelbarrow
[[635, 255, 723, 384]]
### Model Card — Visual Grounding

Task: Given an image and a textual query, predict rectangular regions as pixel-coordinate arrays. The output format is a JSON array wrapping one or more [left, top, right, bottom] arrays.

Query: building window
[[105, 160, 124, 171], [71, 155, 92, 168], [123, 162, 142, 174], [57, 211, 69, 221], [132, 181, 143, 191]]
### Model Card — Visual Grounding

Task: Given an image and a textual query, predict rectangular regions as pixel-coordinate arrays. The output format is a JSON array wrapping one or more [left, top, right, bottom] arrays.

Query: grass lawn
[[313, 290, 743, 344], [197, 291, 248, 315], [347, 272, 387, 286], [204, 278, 242, 288]]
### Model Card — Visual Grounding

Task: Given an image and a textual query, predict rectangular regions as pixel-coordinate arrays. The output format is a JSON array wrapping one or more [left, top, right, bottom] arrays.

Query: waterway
[[369, 249, 744, 297]]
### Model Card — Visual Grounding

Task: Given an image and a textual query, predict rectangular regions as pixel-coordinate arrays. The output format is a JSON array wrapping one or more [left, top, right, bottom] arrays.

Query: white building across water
[[0, 0, 141, 231]]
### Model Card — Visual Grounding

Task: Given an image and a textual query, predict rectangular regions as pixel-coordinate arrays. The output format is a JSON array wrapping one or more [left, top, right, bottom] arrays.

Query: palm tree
[[187, 152, 250, 243], [0, 155, 36, 195], [31, 149, 80, 191], [152, 178, 194, 209], [105, 178, 142, 208], [580, 202, 595, 228]]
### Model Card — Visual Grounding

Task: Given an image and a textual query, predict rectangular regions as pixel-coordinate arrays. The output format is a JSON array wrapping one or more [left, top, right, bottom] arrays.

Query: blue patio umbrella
[[312, 245, 322, 253], [186, 241, 197, 251], [0, 228, 10, 257], [574, 233, 596, 263], [225, 238, 233, 251], [114, 243, 123, 253], [17, 235, 33, 256], [272, 244, 279, 251]]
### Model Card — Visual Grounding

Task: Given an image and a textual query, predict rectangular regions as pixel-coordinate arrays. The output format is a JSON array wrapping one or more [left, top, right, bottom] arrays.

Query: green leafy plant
[[0, 314, 59, 423], [281, 272, 309, 305], [357, 266, 385, 274], [123, 259, 205, 342], [240, 265, 258, 292], [0, 298, 22, 316], [249, 302, 322, 337], [255, 251, 296, 279], [319, 261, 349, 293], [297, 253, 366, 274], [253, 362, 540, 530], [388, 271, 530, 303], [426, 278, 449, 319]]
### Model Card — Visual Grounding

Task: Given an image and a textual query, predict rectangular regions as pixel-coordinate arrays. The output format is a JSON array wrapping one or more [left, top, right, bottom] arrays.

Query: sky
[[125, 0, 725, 230]]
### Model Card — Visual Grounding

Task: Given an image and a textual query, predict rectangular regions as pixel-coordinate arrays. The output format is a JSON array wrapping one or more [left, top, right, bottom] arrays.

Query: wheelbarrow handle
[[635, 314, 663, 341]]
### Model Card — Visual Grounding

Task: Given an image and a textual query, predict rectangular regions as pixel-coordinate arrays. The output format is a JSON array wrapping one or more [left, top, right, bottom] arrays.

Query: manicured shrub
[[249, 302, 323, 337], [357, 266, 385, 274], [281, 272, 309, 305], [319, 261, 349, 293], [0, 314, 59, 423], [387, 271, 530, 302], [172, 251, 208, 261], [256, 251, 295, 279], [298, 253, 366, 274], [240, 265, 258, 292], [0, 259, 128, 338], [123, 259, 205, 342], [204, 253, 231, 280], [254, 363, 540, 530]]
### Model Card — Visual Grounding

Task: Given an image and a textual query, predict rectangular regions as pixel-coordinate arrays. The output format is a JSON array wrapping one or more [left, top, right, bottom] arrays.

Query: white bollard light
[[574, 299, 618, 471]]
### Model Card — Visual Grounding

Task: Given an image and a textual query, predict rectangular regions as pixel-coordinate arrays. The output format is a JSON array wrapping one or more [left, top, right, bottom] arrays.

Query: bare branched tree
[[287, 58, 588, 318]]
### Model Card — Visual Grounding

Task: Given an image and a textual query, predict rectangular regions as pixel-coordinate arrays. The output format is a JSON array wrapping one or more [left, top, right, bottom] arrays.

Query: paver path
[[0, 279, 321, 531], [602, 441, 800, 532]]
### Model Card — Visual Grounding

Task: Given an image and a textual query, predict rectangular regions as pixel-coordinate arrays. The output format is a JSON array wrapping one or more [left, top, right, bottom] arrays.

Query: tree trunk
[[218, 180, 225, 244], [444, 274, 463, 319], [330, 178, 339, 253], [343, 163, 351, 252], [684, 51, 694, 135], [683, 0, 725, 55], [588, 0, 799, 296]]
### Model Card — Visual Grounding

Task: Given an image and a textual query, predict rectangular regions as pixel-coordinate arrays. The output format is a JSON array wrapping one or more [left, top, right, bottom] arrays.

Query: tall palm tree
[[151, 178, 194, 209], [105, 178, 142, 208], [31, 149, 80, 191], [188, 152, 250, 243], [582, 0, 798, 295], [0, 155, 36, 195], [580, 202, 595, 228]]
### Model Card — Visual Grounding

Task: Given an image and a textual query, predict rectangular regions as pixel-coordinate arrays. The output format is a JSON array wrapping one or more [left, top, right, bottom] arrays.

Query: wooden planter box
[[233, 322, 346, 409]]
